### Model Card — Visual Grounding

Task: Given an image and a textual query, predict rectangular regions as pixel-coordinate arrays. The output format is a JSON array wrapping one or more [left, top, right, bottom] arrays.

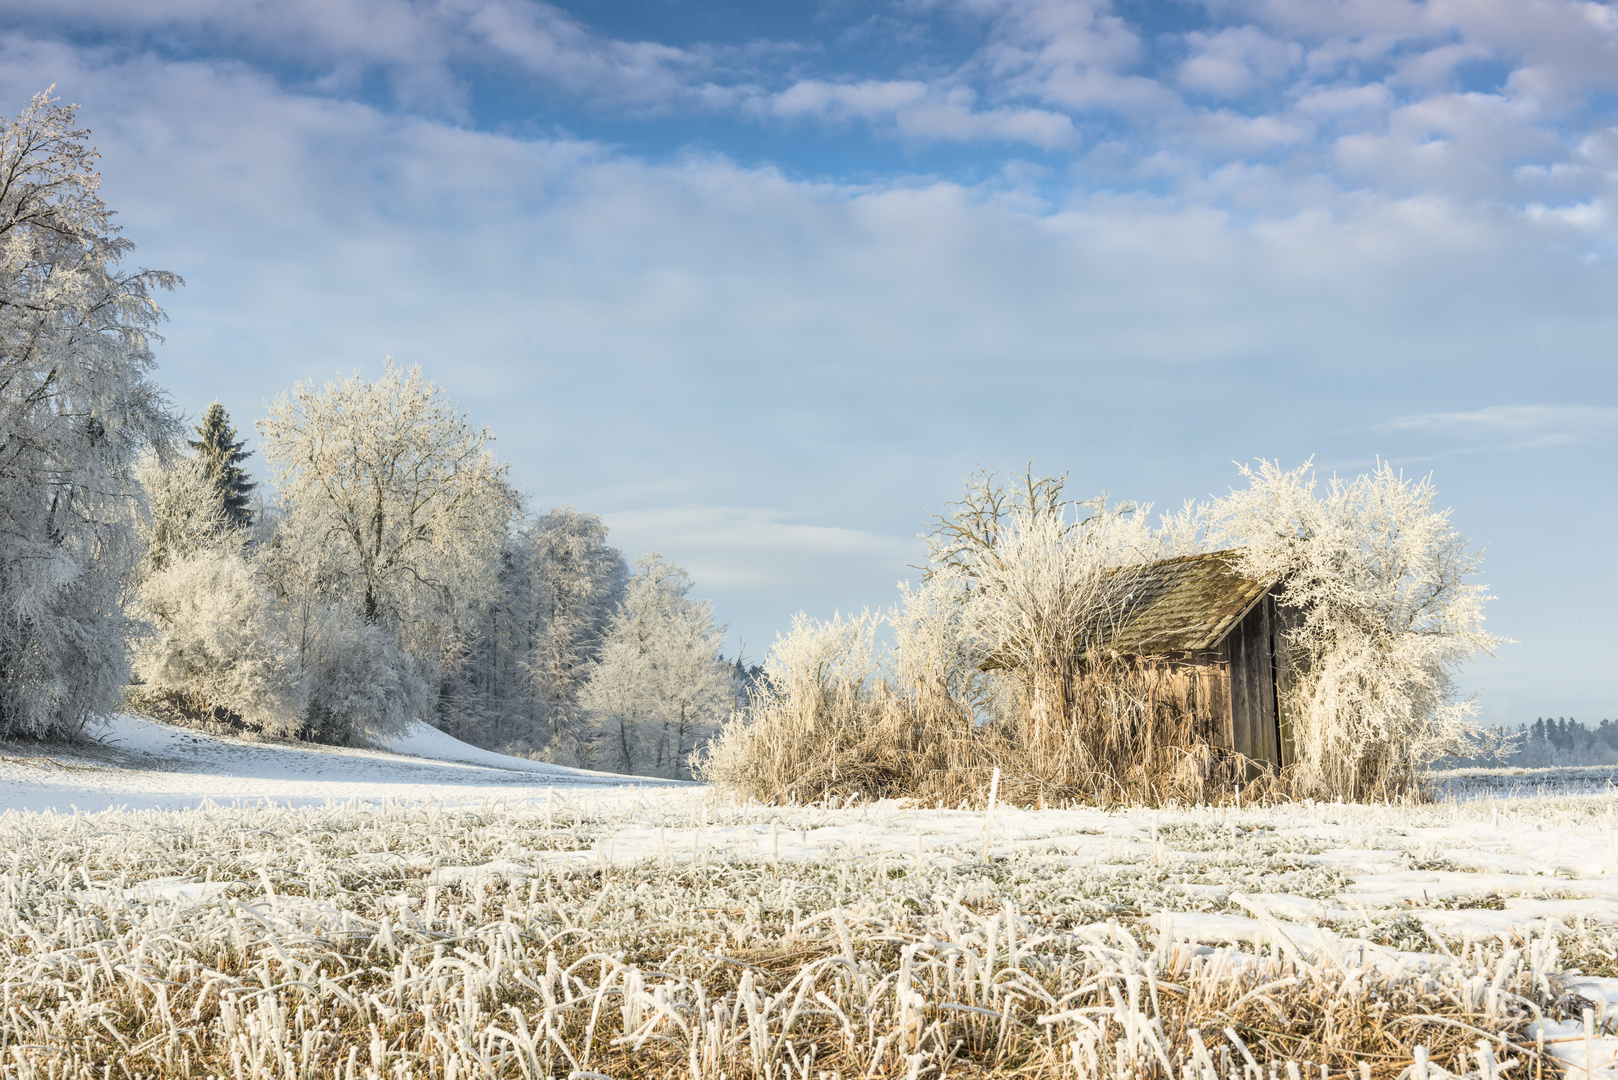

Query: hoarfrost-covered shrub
[[759, 609, 882, 725], [131, 550, 304, 735], [1212, 459, 1503, 800], [304, 614, 431, 743], [697, 609, 888, 801], [889, 571, 981, 720], [947, 494, 1157, 751], [135, 450, 234, 574]]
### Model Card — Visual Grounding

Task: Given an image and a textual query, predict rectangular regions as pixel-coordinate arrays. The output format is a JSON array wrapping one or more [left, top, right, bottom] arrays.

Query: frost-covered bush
[[0, 92, 178, 740], [303, 612, 431, 743], [1212, 460, 1502, 800], [934, 477, 1158, 752], [130, 550, 305, 735], [889, 571, 982, 718], [697, 609, 891, 800]]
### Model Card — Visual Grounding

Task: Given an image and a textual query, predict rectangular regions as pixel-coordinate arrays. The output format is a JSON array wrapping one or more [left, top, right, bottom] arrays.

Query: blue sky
[[3, 0, 1616, 722]]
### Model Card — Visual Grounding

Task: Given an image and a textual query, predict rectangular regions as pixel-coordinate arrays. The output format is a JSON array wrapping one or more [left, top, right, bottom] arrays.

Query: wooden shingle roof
[[1098, 550, 1275, 655]]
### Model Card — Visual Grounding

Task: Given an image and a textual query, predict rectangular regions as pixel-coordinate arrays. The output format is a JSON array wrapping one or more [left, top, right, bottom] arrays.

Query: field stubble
[[1, 791, 1613, 1080]]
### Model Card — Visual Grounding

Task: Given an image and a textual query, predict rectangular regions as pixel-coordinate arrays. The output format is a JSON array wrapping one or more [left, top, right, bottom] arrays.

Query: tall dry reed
[[699, 647, 1251, 808]]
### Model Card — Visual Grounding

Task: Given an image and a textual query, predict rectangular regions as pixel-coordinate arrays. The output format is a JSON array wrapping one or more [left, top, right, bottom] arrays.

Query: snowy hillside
[[0, 713, 681, 813]]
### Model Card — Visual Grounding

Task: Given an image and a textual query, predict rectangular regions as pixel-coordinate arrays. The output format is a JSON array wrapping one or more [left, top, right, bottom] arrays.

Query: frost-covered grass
[[6, 785, 1618, 1079]]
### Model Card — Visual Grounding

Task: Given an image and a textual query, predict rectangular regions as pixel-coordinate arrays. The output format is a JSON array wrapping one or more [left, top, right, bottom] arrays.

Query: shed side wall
[[1227, 595, 1280, 775]]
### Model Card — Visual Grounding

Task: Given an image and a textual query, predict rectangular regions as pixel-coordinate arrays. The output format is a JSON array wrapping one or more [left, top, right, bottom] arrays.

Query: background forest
[[129, 380, 739, 778], [0, 94, 736, 778]]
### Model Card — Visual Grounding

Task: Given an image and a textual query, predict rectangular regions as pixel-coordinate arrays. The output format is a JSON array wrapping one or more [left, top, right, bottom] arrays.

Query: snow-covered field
[[0, 714, 680, 814], [4, 719, 1618, 1079]]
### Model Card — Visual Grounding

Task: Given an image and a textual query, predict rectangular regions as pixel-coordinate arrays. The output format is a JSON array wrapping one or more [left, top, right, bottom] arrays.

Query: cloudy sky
[[4, 0, 1615, 722]]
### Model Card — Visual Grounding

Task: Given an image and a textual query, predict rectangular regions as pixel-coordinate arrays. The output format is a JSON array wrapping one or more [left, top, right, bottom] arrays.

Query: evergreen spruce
[[188, 403, 257, 529]]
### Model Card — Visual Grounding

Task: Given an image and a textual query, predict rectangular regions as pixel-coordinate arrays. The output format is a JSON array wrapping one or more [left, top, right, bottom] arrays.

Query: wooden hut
[[1098, 550, 1296, 775]]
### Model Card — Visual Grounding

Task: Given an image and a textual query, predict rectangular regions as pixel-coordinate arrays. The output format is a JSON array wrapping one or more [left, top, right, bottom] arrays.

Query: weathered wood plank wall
[[1227, 595, 1281, 776]]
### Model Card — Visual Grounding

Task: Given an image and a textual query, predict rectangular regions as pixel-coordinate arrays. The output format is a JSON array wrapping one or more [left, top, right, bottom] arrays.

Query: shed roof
[[1098, 550, 1275, 655]]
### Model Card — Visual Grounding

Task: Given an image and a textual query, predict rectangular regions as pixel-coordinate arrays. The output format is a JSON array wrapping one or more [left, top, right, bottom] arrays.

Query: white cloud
[[1187, 110, 1313, 153], [1378, 405, 1618, 447], [769, 79, 931, 119], [457, 0, 708, 109], [951, 0, 1172, 114], [602, 506, 914, 592], [1525, 200, 1605, 228], [1331, 91, 1568, 198], [757, 79, 1074, 147], [1179, 27, 1302, 98]]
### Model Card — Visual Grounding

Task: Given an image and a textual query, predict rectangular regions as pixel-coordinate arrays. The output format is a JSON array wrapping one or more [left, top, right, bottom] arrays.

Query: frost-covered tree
[[258, 360, 520, 698], [0, 91, 179, 740], [1211, 459, 1503, 799], [514, 508, 627, 758], [437, 546, 526, 744], [135, 450, 235, 575], [581, 553, 729, 777], [435, 507, 629, 754], [188, 402, 255, 530], [244, 496, 425, 742]]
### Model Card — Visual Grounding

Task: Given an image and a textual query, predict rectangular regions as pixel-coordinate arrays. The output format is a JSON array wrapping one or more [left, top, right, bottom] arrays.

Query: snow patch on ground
[[0, 713, 682, 813], [378, 720, 589, 774]]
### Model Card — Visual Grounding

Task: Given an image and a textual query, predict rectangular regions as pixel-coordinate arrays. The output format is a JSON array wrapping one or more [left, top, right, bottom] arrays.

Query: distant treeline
[[1512, 717, 1618, 766], [1446, 717, 1618, 768]]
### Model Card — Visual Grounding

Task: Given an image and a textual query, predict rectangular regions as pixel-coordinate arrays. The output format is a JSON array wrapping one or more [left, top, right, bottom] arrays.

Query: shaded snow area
[[1430, 763, 1618, 802], [0, 713, 679, 812], [8, 727, 1618, 1078]]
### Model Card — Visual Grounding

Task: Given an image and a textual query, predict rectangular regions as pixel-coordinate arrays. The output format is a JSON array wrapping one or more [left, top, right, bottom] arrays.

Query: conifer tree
[[188, 403, 256, 529]]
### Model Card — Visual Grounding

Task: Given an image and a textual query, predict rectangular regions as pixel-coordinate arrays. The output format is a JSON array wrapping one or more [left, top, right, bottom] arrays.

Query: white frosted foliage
[[1211, 459, 1504, 799], [131, 550, 304, 735], [0, 91, 178, 739], [256, 360, 519, 740], [134, 450, 236, 573], [581, 553, 730, 778]]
